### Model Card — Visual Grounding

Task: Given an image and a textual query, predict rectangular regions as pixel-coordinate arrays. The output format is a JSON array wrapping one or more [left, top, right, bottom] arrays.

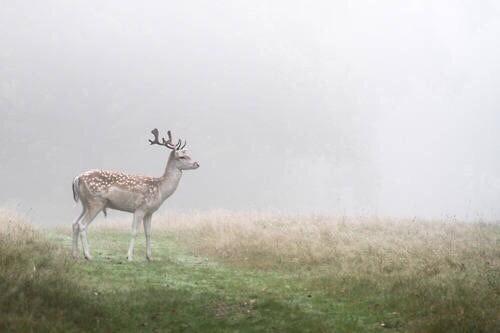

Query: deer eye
[[179, 156, 188, 159]]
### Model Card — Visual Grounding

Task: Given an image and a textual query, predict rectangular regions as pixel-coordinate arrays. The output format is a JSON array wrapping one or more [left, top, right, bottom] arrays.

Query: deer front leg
[[127, 210, 145, 261], [143, 213, 153, 261]]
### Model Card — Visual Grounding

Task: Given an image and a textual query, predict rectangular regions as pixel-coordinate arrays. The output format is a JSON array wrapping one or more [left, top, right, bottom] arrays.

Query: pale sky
[[1, 1, 499, 224]]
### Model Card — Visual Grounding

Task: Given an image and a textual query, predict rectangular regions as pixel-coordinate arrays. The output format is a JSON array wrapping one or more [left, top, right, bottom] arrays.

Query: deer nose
[[194, 162, 200, 168]]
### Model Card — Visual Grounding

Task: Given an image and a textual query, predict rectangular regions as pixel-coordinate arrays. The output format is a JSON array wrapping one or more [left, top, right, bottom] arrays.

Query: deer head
[[149, 128, 200, 170]]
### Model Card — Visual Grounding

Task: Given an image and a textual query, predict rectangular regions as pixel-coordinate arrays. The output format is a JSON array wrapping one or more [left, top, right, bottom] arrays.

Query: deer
[[71, 129, 200, 261]]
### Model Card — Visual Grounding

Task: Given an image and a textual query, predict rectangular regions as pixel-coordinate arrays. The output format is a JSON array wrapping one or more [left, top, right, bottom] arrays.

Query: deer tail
[[72, 176, 81, 203]]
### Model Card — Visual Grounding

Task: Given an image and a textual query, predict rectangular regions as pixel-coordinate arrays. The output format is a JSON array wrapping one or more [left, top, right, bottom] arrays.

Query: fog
[[1, 1, 499, 224]]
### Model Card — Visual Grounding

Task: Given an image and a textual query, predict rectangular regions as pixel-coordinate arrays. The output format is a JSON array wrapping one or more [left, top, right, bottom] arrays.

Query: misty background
[[1, 1, 499, 225]]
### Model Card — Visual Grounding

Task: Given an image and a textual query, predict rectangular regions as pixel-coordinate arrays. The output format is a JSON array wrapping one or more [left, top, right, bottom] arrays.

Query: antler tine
[[180, 140, 187, 150], [161, 137, 177, 150], [175, 139, 182, 150], [149, 128, 162, 145], [164, 130, 179, 149]]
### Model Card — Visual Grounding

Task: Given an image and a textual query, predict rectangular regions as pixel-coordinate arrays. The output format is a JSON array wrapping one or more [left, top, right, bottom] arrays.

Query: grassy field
[[1, 209, 499, 332]]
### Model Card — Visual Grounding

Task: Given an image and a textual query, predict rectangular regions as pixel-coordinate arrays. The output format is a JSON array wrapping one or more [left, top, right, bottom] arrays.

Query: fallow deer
[[72, 129, 199, 261]]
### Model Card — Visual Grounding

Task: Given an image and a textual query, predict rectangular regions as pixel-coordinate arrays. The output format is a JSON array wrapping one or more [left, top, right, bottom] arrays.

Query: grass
[[1, 208, 499, 332]]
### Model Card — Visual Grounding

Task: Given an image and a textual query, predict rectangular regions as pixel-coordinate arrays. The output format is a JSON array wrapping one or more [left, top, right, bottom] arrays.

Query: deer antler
[[170, 131, 188, 150], [149, 128, 162, 145], [149, 129, 185, 150]]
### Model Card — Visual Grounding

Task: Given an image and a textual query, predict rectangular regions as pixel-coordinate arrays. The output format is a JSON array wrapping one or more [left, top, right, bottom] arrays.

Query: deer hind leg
[[79, 202, 104, 260], [72, 207, 87, 258]]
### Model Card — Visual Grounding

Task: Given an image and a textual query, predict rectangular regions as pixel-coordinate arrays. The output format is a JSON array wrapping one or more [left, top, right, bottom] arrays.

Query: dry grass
[[0, 209, 37, 243], [0, 209, 105, 332], [95, 210, 500, 271]]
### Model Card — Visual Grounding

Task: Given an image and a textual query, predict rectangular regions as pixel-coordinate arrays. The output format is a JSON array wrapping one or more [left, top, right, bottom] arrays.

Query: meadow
[[0, 208, 498, 332]]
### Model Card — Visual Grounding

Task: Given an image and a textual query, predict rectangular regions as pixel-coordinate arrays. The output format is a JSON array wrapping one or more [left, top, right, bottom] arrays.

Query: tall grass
[[0, 209, 109, 332], [100, 211, 499, 271]]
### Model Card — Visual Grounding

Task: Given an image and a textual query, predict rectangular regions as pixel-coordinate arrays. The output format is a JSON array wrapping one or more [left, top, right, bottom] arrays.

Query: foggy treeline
[[1, 1, 499, 224]]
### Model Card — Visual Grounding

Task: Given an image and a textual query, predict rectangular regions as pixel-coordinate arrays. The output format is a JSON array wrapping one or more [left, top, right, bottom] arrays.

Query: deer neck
[[158, 153, 182, 200]]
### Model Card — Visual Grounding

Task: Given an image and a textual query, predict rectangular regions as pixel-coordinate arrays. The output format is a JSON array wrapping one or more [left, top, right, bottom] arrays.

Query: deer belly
[[105, 187, 145, 212]]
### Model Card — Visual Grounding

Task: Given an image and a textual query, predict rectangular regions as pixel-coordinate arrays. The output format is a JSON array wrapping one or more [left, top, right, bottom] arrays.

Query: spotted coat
[[80, 169, 160, 199]]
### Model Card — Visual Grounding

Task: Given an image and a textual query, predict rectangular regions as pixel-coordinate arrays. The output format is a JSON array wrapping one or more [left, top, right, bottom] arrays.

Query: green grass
[[46, 231, 369, 332], [1, 211, 499, 332]]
